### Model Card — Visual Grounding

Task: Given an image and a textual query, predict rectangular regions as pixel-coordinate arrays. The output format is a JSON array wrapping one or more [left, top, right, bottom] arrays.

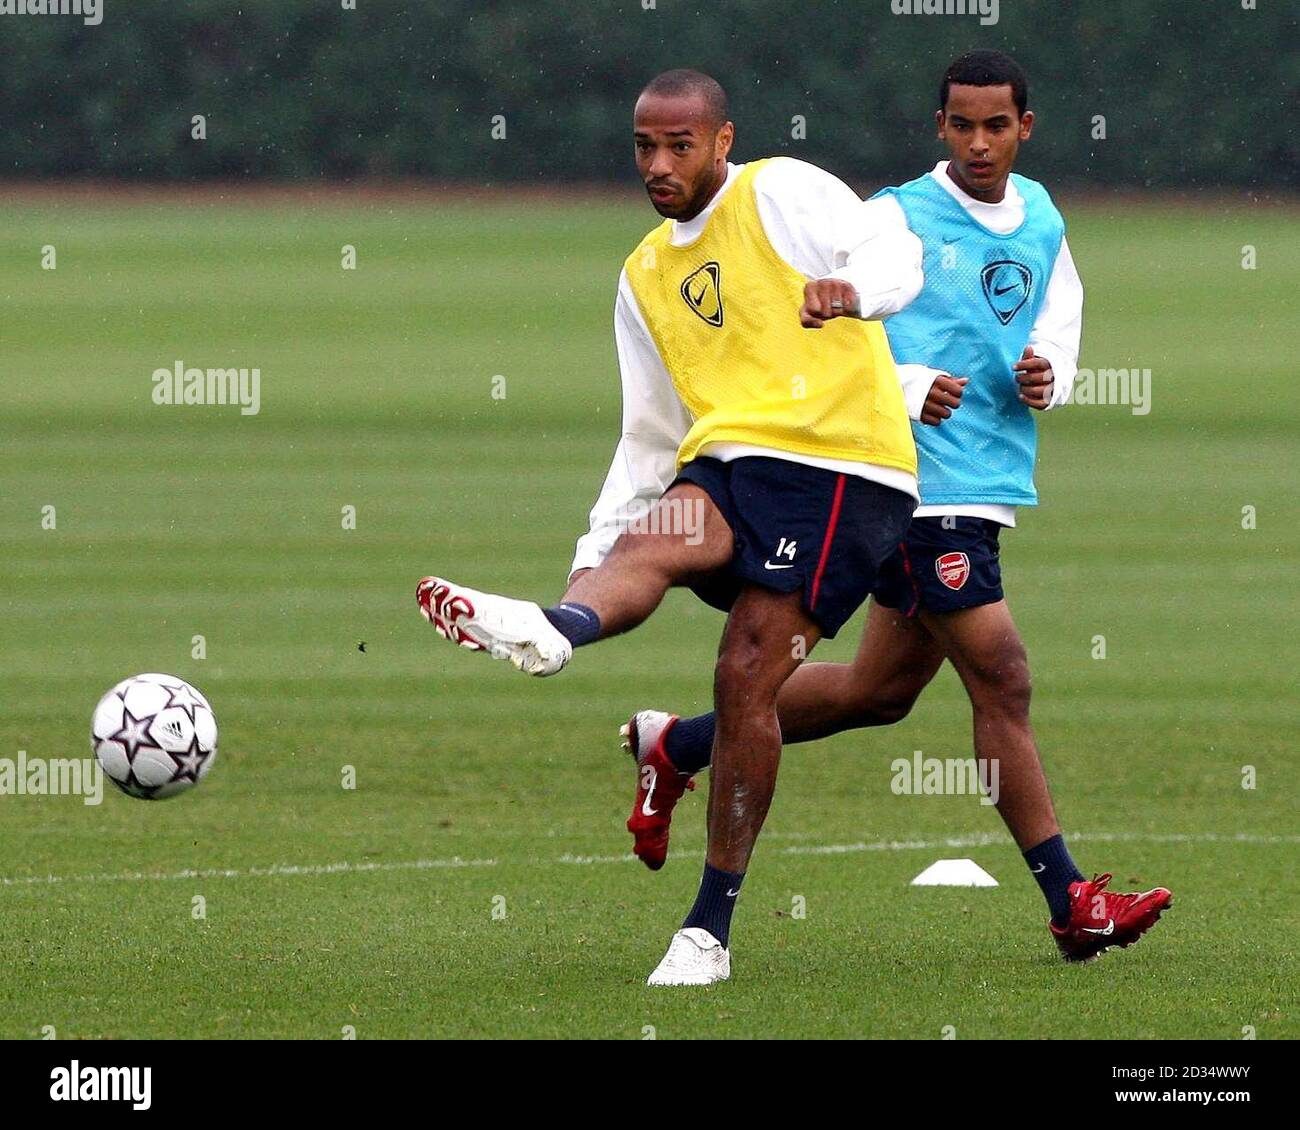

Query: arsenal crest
[[935, 551, 971, 591]]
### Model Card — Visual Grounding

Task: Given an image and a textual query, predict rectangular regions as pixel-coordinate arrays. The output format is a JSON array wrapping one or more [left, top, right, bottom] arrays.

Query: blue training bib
[[873, 172, 1065, 506]]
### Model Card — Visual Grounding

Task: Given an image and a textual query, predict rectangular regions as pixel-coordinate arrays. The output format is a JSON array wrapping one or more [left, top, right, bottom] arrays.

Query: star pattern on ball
[[94, 676, 215, 801], [172, 735, 209, 782], [165, 683, 203, 719], [109, 706, 163, 763]]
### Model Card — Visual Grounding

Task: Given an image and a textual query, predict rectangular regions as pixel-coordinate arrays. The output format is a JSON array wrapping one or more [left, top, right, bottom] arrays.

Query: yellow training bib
[[624, 158, 916, 476]]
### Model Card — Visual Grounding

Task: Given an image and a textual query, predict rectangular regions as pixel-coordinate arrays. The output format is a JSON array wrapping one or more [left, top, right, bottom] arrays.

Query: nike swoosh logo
[[994, 283, 1019, 296], [1082, 919, 1115, 936], [689, 281, 707, 305], [641, 768, 658, 817], [1029, 862, 1046, 874], [725, 888, 741, 897], [764, 561, 794, 570]]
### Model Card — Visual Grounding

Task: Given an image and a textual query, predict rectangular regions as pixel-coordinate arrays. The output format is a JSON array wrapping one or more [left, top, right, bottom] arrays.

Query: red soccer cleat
[[1050, 872, 1173, 962], [621, 710, 695, 871]]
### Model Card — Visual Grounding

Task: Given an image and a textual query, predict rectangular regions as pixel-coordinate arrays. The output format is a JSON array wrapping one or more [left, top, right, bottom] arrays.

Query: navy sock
[[682, 862, 744, 948], [663, 712, 717, 774], [1024, 834, 1085, 927], [541, 602, 602, 647]]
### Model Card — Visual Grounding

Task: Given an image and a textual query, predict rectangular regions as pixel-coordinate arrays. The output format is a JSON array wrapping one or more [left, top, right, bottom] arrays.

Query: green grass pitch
[[0, 191, 1296, 1039]]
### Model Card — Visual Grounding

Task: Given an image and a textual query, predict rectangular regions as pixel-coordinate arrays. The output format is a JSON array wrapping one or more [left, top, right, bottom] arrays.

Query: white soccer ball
[[91, 673, 218, 800]]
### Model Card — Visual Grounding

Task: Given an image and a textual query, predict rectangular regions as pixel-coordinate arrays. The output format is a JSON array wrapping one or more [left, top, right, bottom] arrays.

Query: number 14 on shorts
[[765, 538, 798, 570]]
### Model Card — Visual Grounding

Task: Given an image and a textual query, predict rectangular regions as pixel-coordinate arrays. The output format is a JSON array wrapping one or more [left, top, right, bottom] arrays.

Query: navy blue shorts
[[671, 455, 915, 638], [873, 516, 1005, 616]]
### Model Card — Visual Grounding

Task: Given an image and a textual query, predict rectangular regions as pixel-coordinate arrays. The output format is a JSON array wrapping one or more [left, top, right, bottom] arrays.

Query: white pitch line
[[783, 830, 1300, 857], [558, 829, 1300, 864], [556, 852, 639, 865], [0, 856, 496, 888], [4, 831, 1293, 885]]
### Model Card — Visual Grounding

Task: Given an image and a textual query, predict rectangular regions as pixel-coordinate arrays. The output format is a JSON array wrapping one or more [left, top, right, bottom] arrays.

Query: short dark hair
[[639, 69, 729, 128], [939, 49, 1028, 115]]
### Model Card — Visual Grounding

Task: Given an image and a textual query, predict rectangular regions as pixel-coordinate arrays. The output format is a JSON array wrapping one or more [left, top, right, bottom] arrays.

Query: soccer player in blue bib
[[621, 50, 1172, 963]]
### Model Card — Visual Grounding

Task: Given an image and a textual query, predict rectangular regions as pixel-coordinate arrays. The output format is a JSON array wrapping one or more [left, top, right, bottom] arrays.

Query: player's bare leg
[[769, 601, 945, 742], [919, 599, 1172, 956], [417, 484, 732, 674], [635, 603, 1046, 823], [707, 586, 821, 869], [647, 586, 818, 985], [624, 601, 942, 867], [635, 595, 1171, 958], [560, 484, 733, 635], [917, 600, 1057, 849]]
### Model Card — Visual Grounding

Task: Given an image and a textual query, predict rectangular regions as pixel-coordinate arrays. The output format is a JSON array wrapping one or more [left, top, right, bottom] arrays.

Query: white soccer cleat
[[646, 927, 731, 986], [415, 576, 573, 677]]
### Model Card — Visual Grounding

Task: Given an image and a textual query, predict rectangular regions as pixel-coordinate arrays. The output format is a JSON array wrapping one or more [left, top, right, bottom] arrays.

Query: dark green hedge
[[0, 0, 1294, 188]]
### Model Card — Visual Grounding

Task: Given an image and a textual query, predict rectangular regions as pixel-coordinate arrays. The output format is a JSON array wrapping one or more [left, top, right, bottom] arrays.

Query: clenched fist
[[801, 279, 860, 328], [1013, 346, 1055, 409], [920, 374, 969, 426]]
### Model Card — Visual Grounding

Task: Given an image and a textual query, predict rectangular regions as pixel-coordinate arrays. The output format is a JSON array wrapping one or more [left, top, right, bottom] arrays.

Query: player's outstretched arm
[[815, 193, 924, 323], [750, 158, 923, 327]]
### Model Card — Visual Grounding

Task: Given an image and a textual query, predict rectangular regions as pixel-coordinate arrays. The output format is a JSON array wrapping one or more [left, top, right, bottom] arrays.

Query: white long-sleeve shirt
[[886, 161, 1085, 527], [570, 158, 926, 577]]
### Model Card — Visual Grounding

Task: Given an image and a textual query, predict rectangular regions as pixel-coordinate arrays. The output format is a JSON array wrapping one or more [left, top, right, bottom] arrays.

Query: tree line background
[[0, 0, 1295, 190]]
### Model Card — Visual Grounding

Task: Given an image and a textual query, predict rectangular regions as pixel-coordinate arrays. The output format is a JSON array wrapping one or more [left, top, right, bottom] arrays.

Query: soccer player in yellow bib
[[622, 52, 1171, 966], [417, 69, 925, 985]]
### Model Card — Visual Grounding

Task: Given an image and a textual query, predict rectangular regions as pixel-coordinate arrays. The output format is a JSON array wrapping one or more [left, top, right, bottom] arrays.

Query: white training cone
[[910, 858, 998, 887]]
